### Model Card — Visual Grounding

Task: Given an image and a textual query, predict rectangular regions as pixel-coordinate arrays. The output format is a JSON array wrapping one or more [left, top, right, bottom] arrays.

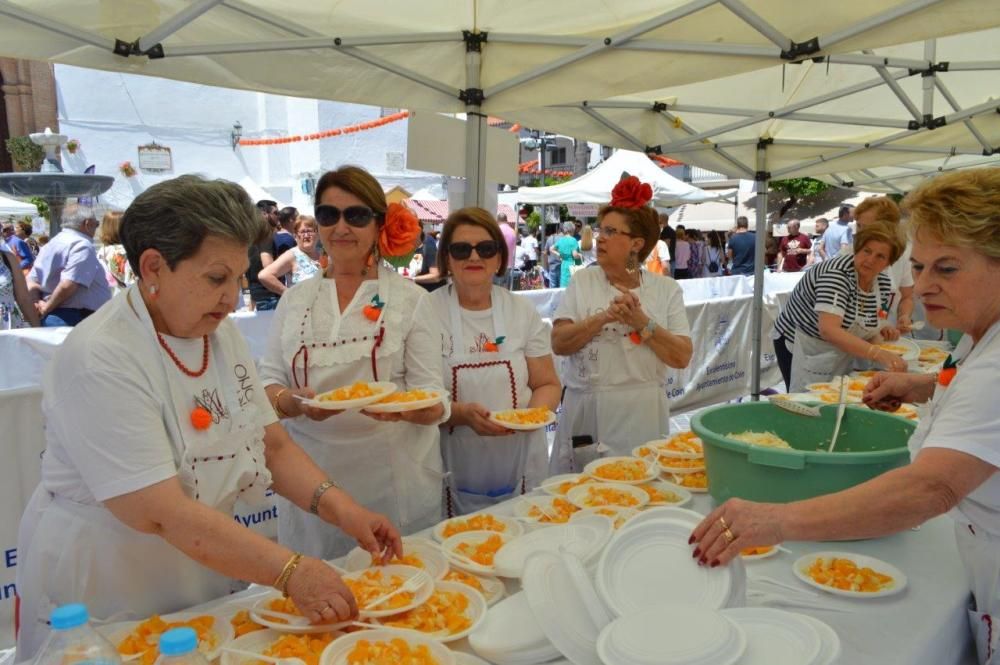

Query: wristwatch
[[639, 319, 656, 341]]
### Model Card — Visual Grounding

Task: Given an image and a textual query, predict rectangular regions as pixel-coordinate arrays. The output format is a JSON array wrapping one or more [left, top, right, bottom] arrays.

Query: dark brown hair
[[438, 207, 508, 277], [314, 165, 387, 215], [854, 220, 905, 264], [597, 205, 660, 261]]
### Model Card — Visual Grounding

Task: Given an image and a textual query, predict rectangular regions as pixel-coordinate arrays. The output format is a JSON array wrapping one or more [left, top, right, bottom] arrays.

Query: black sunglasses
[[448, 240, 500, 260], [315, 204, 382, 228]]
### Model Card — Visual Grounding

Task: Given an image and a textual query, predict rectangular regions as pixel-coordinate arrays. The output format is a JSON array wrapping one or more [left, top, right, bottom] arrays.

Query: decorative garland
[[239, 111, 410, 147]]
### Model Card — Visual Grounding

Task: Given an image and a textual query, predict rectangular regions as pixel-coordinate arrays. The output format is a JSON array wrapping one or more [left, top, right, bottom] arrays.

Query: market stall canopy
[[505, 25, 1000, 180], [0, 194, 36, 216], [0, 0, 996, 115], [816, 155, 1000, 193], [516, 149, 733, 206]]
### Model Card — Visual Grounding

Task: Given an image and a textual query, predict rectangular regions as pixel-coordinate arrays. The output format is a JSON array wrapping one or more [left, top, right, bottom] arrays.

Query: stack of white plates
[[468, 591, 562, 665], [596, 603, 746, 665], [723, 607, 836, 665], [493, 515, 613, 578], [596, 516, 745, 615], [522, 551, 614, 665]]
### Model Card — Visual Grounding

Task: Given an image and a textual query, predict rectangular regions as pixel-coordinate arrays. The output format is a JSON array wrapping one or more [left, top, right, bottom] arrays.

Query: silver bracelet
[[309, 480, 337, 515]]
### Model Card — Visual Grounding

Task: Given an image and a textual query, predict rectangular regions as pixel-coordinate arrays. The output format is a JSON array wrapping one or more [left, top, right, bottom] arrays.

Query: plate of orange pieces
[[343, 536, 450, 580], [375, 581, 487, 642], [364, 388, 444, 413], [584, 456, 657, 485], [105, 612, 234, 664], [319, 629, 454, 665], [220, 629, 341, 665], [433, 513, 523, 543], [441, 568, 506, 607], [642, 431, 704, 459], [299, 381, 397, 410], [566, 482, 649, 510], [539, 472, 596, 496], [343, 565, 435, 618], [739, 545, 780, 561], [250, 592, 351, 634], [488, 407, 556, 431], [668, 471, 709, 493], [441, 530, 513, 575], [512, 495, 580, 525], [793, 552, 907, 598]]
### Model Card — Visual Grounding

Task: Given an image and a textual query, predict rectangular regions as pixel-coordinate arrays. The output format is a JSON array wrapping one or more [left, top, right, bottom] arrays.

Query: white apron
[[789, 279, 883, 393], [908, 333, 999, 665], [16, 286, 271, 659], [549, 314, 670, 474], [440, 286, 548, 516], [276, 270, 445, 558]]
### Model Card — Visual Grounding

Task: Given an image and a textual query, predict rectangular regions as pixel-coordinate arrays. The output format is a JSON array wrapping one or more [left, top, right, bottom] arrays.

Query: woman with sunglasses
[[259, 166, 448, 557], [427, 208, 562, 515], [549, 176, 694, 472], [257, 215, 322, 294]]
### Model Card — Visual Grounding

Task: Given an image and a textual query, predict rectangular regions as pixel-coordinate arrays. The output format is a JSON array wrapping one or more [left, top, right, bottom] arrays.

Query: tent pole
[[750, 141, 770, 401], [463, 32, 487, 207]]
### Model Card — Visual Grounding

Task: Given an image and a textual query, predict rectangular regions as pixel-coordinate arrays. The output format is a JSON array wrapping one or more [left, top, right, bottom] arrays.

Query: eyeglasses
[[296, 229, 317, 236], [315, 204, 382, 228], [598, 225, 635, 238], [447, 240, 500, 260]]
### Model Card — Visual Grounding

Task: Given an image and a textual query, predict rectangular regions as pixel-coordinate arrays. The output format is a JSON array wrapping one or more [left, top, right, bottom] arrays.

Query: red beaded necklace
[[157, 332, 210, 378]]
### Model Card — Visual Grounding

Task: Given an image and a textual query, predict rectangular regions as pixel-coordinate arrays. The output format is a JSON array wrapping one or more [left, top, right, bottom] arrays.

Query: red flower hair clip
[[610, 174, 653, 209], [379, 202, 421, 268]]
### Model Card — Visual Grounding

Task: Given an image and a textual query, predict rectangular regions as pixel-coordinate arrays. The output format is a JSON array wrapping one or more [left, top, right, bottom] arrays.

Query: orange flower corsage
[[191, 406, 213, 430], [379, 202, 421, 268], [483, 336, 505, 352], [938, 354, 958, 386], [363, 294, 385, 321]]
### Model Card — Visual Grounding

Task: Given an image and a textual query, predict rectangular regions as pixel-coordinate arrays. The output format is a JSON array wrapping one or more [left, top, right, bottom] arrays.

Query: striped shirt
[[774, 252, 891, 344]]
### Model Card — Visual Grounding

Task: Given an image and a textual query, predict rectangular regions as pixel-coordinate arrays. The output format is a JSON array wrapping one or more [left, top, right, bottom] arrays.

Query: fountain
[[0, 128, 114, 234]]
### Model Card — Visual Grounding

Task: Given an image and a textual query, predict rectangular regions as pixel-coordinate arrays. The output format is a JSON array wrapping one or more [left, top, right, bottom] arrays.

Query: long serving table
[[179, 490, 975, 665]]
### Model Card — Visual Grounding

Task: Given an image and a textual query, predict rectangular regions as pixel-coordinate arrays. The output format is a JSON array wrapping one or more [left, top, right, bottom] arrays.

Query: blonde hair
[[98, 211, 124, 246], [855, 196, 901, 225], [854, 220, 905, 264], [579, 224, 593, 251], [902, 168, 1000, 260], [293, 215, 317, 234]]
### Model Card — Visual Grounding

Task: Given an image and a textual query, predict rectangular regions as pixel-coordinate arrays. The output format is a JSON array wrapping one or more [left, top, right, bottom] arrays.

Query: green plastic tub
[[690, 402, 915, 504]]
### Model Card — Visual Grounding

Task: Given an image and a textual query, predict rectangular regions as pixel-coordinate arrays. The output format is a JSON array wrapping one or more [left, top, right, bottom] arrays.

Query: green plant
[[525, 211, 541, 232], [4, 136, 45, 171], [770, 177, 833, 217], [29, 197, 49, 220]]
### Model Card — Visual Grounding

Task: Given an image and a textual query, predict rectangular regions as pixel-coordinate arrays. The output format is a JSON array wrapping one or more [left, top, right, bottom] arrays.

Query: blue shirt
[[822, 221, 853, 258], [273, 231, 296, 258], [6, 235, 33, 270], [728, 231, 756, 275], [29, 228, 111, 311]]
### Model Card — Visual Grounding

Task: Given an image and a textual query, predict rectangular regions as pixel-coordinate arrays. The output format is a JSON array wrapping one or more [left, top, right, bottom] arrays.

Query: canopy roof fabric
[[516, 149, 732, 206], [0, 194, 36, 217], [506, 25, 1000, 181], [0, 0, 996, 116], [403, 198, 515, 223]]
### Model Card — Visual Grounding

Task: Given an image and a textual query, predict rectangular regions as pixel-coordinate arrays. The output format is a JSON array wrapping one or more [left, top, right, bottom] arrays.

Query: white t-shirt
[[553, 267, 690, 391], [521, 235, 539, 261], [918, 320, 1000, 534], [429, 286, 551, 360], [40, 291, 275, 505]]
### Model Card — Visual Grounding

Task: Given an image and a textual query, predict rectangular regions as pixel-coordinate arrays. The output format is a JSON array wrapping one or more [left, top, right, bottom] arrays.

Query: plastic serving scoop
[[773, 398, 821, 418]]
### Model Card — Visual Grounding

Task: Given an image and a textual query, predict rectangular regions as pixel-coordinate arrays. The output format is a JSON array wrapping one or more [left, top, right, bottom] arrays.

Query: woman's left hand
[[689, 498, 785, 567], [333, 499, 404, 564], [880, 326, 902, 341], [362, 402, 445, 426], [609, 285, 648, 330]]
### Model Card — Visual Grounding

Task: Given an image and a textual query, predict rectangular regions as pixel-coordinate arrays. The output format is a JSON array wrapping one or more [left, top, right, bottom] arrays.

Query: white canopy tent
[[517, 150, 733, 206], [1, 0, 997, 206], [0, 194, 36, 217]]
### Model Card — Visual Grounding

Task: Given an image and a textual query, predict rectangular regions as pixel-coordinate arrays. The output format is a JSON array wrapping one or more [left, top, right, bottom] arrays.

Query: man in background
[[2, 221, 33, 273], [26, 205, 111, 326], [776, 219, 811, 273], [808, 217, 828, 266], [821, 204, 854, 259], [726, 216, 755, 276], [414, 228, 444, 292], [273, 206, 299, 259], [658, 212, 677, 276]]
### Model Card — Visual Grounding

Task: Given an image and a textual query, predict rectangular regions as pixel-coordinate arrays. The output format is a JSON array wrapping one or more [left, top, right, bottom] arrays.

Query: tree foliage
[[770, 177, 833, 218]]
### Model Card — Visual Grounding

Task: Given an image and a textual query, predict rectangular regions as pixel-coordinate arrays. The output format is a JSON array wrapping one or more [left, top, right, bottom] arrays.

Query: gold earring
[[625, 251, 638, 274]]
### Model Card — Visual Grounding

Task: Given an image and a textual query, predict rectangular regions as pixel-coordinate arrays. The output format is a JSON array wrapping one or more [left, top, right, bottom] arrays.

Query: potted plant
[[119, 161, 137, 178], [4, 136, 45, 171], [65, 139, 80, 154]]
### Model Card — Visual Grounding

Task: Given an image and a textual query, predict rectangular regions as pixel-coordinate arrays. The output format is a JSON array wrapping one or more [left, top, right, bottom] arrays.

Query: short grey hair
[[562, 221, 576, 234], [120, 175, 267, 277], [62, 204, 97, 230]]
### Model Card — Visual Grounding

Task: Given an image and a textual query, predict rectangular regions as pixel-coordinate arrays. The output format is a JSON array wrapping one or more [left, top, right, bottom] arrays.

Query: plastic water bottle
[[32, 603, 121, 665], [157, 627, 209, 665]]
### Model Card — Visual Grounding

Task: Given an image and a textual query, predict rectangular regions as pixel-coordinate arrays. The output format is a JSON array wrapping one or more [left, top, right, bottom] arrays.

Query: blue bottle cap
[[50, 604, 89, 630], [159, 627, 198, 656]]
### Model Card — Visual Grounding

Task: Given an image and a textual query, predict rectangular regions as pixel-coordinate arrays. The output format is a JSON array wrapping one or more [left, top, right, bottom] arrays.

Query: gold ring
[[718, 516, 729, 529], [723, 527, 735, 543]]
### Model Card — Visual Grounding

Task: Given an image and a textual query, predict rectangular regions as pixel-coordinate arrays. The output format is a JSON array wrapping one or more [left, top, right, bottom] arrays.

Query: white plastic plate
[[363, 389, 444, 413], [538, 473, 596, 496], [296, 381, 397, 410], [102, 611, 235, 662], [722, 607, 822, 665], [584, 456, 658, 485], [487, 408, 556, 431], [318, 628, 456, 665], [374, 581, 487, 643], [440, 530, 513, 575], [512, 495, 579, 524], [667, 472, 709, 493], [342, 536, 448, 580], [638, 480, 693, 507], [566, 481, 650, 510], [341, 564, 435, 618], [793, 551, 907, 598], [432, 513, 523, 543], [739, 545, 781, 562], [493, 515, 613, 578], [249, 592, 349, 634]]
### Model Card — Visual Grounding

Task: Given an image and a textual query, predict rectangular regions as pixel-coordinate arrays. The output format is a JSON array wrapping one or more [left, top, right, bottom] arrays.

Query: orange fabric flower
[[610, 175, 653, 209], [938, 367, 957, 386], [191, 406, 213, 430], [379, 202, 421, 264]]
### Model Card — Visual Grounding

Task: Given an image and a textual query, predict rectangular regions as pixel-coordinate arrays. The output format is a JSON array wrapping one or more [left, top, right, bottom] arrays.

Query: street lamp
[[231, 121, 243, 150]]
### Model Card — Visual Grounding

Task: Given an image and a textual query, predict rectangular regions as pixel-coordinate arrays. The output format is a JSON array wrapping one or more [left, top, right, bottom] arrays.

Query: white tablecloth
[[168, 491, 974, 665]]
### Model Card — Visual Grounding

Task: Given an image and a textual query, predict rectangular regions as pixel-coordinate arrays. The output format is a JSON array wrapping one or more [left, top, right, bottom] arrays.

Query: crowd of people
[[8, 163, 1000, 664]]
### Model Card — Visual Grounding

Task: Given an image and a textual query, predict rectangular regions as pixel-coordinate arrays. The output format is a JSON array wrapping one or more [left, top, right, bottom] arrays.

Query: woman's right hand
[[459, 402, 513, 436], [289, 387, 343, 421], [285, 556, 358, 624], [873, 349, 908, 373], [863, 371, 936, 410]]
